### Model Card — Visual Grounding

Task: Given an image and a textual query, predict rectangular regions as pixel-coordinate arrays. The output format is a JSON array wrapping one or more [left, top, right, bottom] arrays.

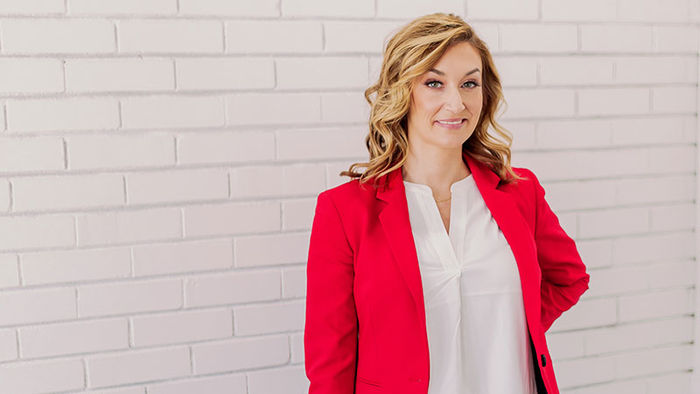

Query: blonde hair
[[340, 12, 524, 187]]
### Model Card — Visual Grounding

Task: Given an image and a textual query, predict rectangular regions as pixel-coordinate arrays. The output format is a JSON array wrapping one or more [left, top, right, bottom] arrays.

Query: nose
[[444, 85, 466, 112]]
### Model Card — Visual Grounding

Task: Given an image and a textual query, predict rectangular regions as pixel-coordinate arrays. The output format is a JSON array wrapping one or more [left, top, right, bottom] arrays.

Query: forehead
[[429, 42, 482, 75]]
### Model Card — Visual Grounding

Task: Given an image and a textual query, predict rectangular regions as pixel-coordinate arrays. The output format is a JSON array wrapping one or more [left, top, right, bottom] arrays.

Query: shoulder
[[314, 178, 376, 246], [511, 166, 545, 198], [315, 177, 378, 219], [499, 166, 540, 194], [498, 166, 543, 219], [319, 177, 376, 202], [512, 166, 538, 183]]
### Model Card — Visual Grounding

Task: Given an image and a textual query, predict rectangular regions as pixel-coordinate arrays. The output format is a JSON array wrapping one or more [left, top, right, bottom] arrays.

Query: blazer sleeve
[[304, 190, 357, 394], [527, 169, 591, 332]]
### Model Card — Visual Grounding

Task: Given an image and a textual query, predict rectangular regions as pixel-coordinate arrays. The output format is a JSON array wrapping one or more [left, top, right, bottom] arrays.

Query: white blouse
[[403, 173, 536, 394]]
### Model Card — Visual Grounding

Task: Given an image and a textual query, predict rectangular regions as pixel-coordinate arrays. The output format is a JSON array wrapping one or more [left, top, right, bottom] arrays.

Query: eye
[[464, 80, 480, 88], [425, 80, 480, 89]]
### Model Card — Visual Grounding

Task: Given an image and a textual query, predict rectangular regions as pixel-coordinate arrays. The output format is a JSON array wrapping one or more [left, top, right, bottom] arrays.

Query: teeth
[[438, 119, 463, 125]]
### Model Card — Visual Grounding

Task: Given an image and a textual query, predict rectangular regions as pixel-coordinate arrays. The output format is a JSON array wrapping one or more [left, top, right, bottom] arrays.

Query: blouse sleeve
[[304, 191, 358, 394], [526, 169, 591, 332]]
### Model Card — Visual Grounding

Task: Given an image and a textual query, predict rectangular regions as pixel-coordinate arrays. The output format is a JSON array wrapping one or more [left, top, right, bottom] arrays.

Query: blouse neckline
[[403, 173, 473, 195]]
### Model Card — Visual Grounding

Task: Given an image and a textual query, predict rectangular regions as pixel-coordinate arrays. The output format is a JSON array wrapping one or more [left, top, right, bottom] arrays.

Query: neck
[[401, 146, 470, 190]]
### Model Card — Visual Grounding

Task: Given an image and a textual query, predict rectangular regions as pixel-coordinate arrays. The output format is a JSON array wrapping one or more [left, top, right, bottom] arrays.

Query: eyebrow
[[428, 67, 481, 78]]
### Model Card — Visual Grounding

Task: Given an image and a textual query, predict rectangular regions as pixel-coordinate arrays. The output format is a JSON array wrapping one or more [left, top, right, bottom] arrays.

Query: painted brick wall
[[0, 0, 697, 393]]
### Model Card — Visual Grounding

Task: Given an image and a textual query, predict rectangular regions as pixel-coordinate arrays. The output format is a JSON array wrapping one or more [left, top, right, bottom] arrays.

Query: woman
[[304, 12, 590, 394]]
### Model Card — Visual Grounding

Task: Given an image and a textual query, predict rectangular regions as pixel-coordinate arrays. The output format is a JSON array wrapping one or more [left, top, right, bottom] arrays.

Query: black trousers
[[529, 338, 548, 394]]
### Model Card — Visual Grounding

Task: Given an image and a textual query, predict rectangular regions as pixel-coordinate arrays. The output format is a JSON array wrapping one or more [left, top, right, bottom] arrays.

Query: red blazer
[[304, 151, 590, 394]]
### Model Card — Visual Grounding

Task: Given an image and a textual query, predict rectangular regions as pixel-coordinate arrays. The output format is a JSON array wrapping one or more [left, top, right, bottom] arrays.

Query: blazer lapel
[[468, 155, 541, 326], [375, 162, 425, 325], [376, 151, 540, 327]]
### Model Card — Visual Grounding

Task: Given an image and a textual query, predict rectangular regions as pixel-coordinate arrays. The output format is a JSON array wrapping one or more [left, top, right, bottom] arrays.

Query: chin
[[429, 138, 467, 149]]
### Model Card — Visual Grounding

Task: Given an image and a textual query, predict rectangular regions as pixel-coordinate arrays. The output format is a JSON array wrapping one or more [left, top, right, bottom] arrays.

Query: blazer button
[[540, 354, 547, 367]]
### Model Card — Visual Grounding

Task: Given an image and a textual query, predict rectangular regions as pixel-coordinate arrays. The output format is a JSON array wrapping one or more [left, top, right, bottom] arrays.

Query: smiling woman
[[405, 41, 484, 184], [305, 12, 590, 394], [419, 63, 482, 131], [339, 12, 519, 189]]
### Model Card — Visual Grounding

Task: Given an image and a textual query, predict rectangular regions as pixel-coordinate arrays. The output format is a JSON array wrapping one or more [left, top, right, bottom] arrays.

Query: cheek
[[416, 94, 442, 115], [468, 92, 484, 109]]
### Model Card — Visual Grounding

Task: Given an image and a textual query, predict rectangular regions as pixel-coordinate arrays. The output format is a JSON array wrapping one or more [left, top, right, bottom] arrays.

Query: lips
[[435, 118, 466, 128]]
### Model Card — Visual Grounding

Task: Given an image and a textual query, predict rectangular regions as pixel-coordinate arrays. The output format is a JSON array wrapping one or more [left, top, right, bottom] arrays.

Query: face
[[406, 41, 484, 150]]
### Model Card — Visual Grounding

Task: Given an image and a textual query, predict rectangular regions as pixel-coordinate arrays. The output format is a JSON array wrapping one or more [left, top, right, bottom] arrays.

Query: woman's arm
[[527, 169, 591, 332], [304, 191, 358, 394]]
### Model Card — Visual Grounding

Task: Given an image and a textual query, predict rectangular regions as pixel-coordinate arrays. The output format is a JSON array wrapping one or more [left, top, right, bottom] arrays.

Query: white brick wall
[[0, 0, 696, 393]]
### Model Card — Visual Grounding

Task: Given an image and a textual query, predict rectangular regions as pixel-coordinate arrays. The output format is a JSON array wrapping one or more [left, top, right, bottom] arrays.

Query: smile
[[435, 119, 466, 129]]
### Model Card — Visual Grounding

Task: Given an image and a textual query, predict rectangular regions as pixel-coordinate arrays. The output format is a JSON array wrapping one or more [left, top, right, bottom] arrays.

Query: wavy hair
[[340, 12, 525, 188]]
